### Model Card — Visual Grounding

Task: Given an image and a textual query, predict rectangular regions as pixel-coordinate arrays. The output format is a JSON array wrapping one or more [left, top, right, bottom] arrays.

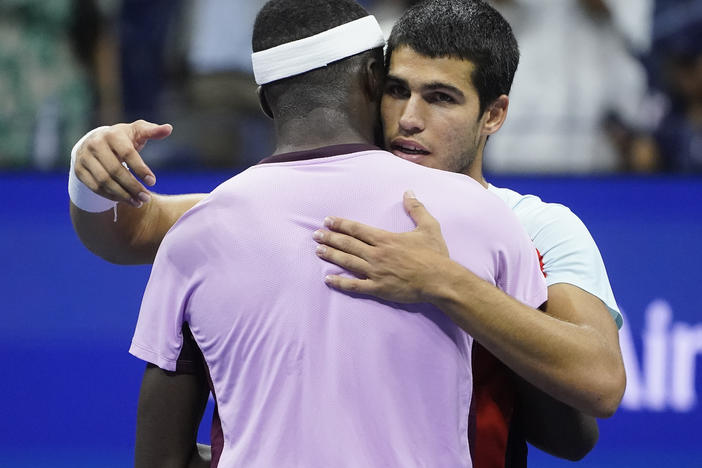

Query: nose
[[398, 96, 424, 135]]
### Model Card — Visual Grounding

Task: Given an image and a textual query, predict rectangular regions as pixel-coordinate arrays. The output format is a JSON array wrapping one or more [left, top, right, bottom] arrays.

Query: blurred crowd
[[0, 0, 700, 173]]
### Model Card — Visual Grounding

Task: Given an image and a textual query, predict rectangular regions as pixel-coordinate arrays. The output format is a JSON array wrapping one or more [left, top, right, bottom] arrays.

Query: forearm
[[70, 193, 205, 264], [516, 377, 599, 460], [428, 259, 623, 417], [313, 198, 624, 416]]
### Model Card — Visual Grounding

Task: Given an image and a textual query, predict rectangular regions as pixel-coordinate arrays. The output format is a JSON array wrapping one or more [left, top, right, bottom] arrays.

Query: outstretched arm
[[68, 121, 206, 264], [313, 191, 625, 418]]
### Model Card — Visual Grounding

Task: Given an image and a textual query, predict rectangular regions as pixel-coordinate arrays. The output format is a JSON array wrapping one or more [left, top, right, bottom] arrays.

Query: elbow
[[90, 246, 129, 265], [70, 201, 159, 265], [83, 232, 157, 265], [563, 423, 599, 461], [593, 398, 621, 420], [565, 442, 598, 462], [84, 240, 139, 265], [588, 361, 627, 419]]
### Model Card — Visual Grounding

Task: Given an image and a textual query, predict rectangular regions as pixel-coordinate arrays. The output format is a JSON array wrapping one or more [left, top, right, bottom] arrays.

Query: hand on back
[[313, 191, 453, 303]]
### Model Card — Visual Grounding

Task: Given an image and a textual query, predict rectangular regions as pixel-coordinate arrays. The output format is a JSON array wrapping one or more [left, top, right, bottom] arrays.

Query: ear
[[257, 86, 274, 119], [363, 56, 385, 102], [480, 95, 509, 136]]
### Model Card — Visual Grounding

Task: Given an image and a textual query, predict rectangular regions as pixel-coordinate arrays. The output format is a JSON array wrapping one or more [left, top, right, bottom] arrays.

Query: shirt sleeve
[[529, 204, 623, 329], [129, 226, 197, 372]]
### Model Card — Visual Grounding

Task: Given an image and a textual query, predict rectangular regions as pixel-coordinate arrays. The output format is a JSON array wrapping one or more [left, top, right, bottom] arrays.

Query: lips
[[391, 138, 430, 156]]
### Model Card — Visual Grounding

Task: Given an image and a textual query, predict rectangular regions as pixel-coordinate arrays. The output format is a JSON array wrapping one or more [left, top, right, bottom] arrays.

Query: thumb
[[403, 190, 436, 229]]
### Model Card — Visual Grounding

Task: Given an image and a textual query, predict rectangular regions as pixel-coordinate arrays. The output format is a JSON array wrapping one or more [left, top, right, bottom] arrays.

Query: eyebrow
[[423, 82, 465, 99], [385, 74, 465, 99]]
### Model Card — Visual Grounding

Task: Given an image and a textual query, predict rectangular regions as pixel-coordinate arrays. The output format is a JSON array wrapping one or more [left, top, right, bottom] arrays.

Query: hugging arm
[[314, 192, 625, 417], [313, 192, 626, 457], [69, 122, 206, 264]]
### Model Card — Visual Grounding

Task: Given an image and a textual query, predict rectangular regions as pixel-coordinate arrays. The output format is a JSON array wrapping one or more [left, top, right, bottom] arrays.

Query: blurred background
[[1, 0, 701, 466]]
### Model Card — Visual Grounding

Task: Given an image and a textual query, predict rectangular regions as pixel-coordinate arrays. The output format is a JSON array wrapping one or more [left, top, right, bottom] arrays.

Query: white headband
[[251, 15, 385, 85]]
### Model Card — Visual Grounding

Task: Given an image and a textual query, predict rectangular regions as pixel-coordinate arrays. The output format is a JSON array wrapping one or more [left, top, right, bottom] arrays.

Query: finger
[[323, 275, 374, 295], [130, 120, 173, 151], [80, 155, 141, 206], [78, 138, 130, 199], [322, 216, 387, 246], [313, 228, 371, 258], [315, 243, 370, 277], [403, 190, 440, 231], [106, 131, 156, 193], [128, 120, 172, 186], [92, 137, 151, 203]]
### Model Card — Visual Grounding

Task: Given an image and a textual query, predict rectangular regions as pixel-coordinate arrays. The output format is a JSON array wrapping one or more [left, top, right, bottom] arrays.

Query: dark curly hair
[[387, 0, 520, 114]]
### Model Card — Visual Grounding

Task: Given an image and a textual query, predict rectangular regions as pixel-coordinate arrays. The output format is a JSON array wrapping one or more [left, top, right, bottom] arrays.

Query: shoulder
[[417, 178, 522, 245], [489, 185, 622, 326], [488, 184, 589, 244], [156, 178, 240, 266]]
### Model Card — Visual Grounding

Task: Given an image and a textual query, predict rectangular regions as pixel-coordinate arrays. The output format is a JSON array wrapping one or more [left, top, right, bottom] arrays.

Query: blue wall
[[1, 173, 700, 467]]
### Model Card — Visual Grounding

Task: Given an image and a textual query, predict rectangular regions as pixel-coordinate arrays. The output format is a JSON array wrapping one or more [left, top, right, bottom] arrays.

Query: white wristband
[[68, 126, 117, 213]]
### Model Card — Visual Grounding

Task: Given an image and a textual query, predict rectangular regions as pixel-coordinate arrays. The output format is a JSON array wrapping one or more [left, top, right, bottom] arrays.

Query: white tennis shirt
[[488, 183, 622, 328]]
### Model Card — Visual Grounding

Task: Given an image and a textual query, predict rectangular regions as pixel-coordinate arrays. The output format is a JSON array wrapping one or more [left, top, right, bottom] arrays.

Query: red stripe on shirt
[[537, 248, 546, 278], [469, 342, 515, 468]]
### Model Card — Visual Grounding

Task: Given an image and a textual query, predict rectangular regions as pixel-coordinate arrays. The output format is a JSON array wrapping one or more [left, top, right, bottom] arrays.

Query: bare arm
[[70, 193, 205, 264], [68, 121, 206, 264], [135, 363, 210, 468], [507, 283, 612, 458], [313, 192, 626, 418]]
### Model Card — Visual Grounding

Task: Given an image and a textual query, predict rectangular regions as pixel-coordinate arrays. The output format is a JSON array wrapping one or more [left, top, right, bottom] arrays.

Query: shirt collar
[[257, 144, 380, 165]]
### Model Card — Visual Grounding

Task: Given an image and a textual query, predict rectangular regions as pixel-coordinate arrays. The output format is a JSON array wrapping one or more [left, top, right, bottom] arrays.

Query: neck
[[464, 139, 488, 188], [272, 107, 375, 155]]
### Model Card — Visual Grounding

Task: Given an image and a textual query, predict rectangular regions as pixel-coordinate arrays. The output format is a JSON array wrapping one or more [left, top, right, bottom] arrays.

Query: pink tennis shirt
[[130, 144, 547, 467]]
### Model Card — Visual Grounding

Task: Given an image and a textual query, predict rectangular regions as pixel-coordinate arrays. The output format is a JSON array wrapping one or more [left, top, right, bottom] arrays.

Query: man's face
[[381, 46, 485, 175]]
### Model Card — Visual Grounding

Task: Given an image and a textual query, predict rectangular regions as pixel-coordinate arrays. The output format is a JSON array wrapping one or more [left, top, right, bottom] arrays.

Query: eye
[[384, 83, 410, 99], [427, 92, 455, 104]]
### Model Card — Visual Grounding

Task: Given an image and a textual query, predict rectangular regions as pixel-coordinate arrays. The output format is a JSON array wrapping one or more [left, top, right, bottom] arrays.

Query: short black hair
[[387, 0, 519, 114], [252, 0, 383, 118]]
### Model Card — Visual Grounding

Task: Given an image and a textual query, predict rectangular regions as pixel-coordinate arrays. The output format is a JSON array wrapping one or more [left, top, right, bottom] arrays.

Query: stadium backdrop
[[1, 172, 700, 467]]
